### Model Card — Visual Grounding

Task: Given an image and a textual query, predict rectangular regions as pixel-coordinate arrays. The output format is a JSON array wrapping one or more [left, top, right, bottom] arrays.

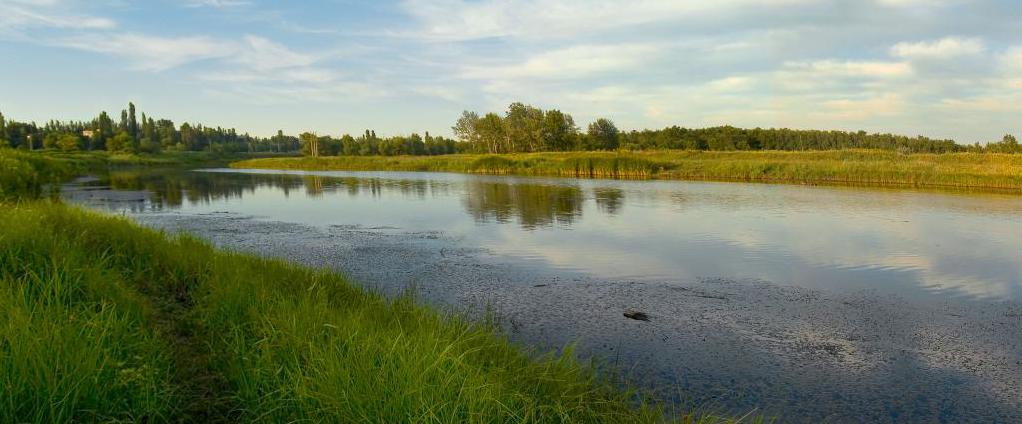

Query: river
[[63, 168, 1022, 423]]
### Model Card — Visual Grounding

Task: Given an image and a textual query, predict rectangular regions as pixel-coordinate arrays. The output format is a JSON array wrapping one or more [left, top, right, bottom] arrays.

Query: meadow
[[230, 150, 1022, 191], [0, 149, 759, 422]]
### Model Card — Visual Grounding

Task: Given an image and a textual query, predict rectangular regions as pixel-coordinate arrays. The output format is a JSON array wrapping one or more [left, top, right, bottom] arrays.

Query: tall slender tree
[[128, 102, 138, 141], [300, 132, 320, 157]]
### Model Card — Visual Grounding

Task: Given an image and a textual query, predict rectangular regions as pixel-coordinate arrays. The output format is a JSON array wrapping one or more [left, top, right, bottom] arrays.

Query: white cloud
[[461, 43, 659, 80], [0, 2, 116, 31], [401, 0, 815, 40], [50, 31, 323, 75], [708, 76, 755, 92], [891, 37, 985, 60], [820, 93, 906, 120], [785, 60, 914, 78], [234, 35, 317, 71], [53, 33, 232, 71]]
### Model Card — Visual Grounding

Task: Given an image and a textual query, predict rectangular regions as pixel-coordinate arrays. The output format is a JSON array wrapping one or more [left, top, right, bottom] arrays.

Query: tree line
[[297, 130, 458, 157], [2, 101, 1018, 156], [451, 102, 1020, 154], [0, 103, 294, 154]]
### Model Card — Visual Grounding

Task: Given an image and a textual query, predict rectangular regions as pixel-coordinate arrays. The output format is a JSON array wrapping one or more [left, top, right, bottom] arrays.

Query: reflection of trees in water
[[106, 170, 305, 208], [462, 181, 584, 229], [593, 187, 624, 215], [304, 176, 324, 197], [101, 170, 449, 209], [98, 171, 627, 229]]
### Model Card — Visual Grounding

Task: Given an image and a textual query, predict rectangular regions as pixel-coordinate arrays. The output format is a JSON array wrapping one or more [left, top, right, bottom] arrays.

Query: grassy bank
[[230, 150, 1022, 191], [1, 151, 753, 421]]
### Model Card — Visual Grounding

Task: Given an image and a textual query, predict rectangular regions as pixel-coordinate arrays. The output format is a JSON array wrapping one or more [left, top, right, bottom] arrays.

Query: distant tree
[[180, 123, 196, 150], [0, 111, 6, 145], [92, 111, 114, 150], [107, 131, 134, 153], [453, 111, 481, 151], [475, 113, 507, 153], [505, 102, 545, 152], [989, 134, 1020, 153], [542, 109, 578, 151], [43, 132, 61, 149], [300, 132, 320, 157], [340, 134, 357, 155], [57, 133, 81, 151], [128, 102, 138, 141], [586, 118, 619, 150]]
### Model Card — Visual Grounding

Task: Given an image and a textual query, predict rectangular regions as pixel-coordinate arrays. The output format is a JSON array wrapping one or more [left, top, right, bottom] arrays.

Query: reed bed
[[231, 150, 1022, 191]]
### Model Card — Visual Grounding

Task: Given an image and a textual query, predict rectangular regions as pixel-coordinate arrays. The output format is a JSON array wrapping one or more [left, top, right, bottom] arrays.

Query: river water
[[63, 168, 1022, 423]]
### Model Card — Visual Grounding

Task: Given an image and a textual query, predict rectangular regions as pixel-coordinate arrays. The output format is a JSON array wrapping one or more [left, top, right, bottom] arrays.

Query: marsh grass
[[231, 150, 1022, 191], [1, 150, 763, 422]]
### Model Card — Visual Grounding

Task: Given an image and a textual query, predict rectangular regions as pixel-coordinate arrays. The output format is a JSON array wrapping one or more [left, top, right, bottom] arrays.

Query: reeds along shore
[[230, 150, 1022, 191], [1, 149, 761, 422]]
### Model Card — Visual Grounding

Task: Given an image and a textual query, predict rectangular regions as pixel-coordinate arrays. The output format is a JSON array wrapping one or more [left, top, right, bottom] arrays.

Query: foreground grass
[[0, 203, 669, 422], [230, 150, 1022, 191], [1, 149, 759, 422]]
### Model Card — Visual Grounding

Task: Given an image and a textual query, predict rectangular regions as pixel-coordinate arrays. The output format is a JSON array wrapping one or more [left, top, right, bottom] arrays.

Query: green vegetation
[[231, 150, 1022, 190], [6, 102, 1019, 163], [1, 103, 298, 155], [1, 152, 758, 422]]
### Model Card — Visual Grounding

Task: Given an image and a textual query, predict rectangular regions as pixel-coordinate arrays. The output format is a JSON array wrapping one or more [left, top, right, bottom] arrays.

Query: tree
[[504, 102, 545, 152], [0, 111, 6, 145], [128, 102, 138, 141], [990, 134, 1020, 153], [300, 132, 320, 157], [340, 134, 357, 155], [57, 133, 81, 151], [156, 119, 177, 148], [107, 131, 134, 153], [542, 109, 577, 151], [92, 111, 114, 150], [475, 113, 507, 153], [586, 118, 619, 150], [43, 132, 61, 149], [453, 111, 481, 151]]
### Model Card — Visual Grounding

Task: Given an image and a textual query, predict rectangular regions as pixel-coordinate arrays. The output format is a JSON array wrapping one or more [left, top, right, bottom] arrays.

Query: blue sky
[[0, 0, 1020, 142]]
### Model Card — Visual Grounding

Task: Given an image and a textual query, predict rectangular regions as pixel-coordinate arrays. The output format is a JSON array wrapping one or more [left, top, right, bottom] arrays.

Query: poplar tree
[[128, 102, 138, 141]]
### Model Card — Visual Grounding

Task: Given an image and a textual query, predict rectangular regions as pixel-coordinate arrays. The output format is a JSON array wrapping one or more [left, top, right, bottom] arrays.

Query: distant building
[[82, 130, 95, 138]]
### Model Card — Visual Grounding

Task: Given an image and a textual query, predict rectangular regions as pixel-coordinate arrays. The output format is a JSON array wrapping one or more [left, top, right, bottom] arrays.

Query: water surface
[[71, 167, 1022, 302]]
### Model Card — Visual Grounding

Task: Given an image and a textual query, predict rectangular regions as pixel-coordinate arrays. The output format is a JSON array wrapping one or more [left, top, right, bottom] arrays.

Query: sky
[[0, 0, 1020, 143]]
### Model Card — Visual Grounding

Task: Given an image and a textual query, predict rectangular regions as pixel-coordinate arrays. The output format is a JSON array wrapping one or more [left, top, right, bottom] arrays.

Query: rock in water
[[623, 310, 650, 321]]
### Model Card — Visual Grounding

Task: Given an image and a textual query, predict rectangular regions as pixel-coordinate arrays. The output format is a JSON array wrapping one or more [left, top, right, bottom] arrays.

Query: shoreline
[[229, 150, 1022, 193]]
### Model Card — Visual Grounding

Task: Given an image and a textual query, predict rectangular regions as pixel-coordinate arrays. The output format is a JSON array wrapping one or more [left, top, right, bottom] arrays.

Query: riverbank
[[0, 150, 741, 421], [229, 150, 1022, 191]]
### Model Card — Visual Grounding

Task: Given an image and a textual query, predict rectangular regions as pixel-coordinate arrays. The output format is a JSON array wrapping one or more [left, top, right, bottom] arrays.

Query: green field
[[230, 150, 1022, 191], [0, 149, 759, 422]]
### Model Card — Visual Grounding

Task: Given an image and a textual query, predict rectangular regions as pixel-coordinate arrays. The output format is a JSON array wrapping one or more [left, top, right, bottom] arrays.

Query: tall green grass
[[1, 150, 759, 422], [0, 202, 678, 422], [230, 150, 1022, 191]]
